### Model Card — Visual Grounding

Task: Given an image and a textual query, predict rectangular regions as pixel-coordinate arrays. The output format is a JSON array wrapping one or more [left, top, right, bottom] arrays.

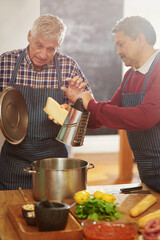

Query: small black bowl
[[22, 204, 35, 218], [25, 211, 36, 226], [35, 201, 70, 231]]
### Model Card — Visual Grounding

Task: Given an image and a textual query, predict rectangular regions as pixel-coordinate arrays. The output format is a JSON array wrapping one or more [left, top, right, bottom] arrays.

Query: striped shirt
[[0, 47, 90, 103]]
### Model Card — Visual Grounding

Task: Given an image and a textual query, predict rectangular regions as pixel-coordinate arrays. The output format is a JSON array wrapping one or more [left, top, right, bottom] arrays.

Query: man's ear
[[27, 31, 31, 43], [137, 33, 146, 47]]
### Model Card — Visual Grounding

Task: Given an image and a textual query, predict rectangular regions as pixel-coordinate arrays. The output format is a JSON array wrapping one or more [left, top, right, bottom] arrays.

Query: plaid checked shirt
[[0, 47, 90, 103]]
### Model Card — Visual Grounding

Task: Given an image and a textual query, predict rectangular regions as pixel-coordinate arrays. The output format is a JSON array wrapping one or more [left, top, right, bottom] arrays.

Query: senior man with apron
[[0, 14, 90, 190], [64, 16, 160, 192], [0, 50, 68, 190], [122, 53, 160, 191]]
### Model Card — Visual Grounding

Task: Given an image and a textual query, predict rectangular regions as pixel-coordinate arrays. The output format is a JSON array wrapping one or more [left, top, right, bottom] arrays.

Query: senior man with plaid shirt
[[0, 14, 90, 190]]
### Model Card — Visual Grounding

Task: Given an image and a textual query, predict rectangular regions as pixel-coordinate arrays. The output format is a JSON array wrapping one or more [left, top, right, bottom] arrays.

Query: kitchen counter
[[0, 183, 160, 240]]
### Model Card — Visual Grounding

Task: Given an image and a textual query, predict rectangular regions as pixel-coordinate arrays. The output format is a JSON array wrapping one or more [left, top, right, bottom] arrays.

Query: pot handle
[[24, 167, 38, 174], [87, 163, 95, 170]]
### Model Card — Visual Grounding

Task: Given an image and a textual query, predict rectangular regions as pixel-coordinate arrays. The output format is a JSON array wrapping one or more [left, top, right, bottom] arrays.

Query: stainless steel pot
[[24, 158, 94, 201]]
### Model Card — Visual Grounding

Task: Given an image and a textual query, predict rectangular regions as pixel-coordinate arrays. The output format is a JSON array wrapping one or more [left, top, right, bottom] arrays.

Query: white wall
[[123, 0, 160, 74], [124, 0, 160, 44], [0, 0, 40, 148], [0, 0, 40, 54]]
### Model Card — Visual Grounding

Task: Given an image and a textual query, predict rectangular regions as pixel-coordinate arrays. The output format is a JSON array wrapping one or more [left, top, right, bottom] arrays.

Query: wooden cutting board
[[64, 193, 160, 228], [7, 203, 83, 240]]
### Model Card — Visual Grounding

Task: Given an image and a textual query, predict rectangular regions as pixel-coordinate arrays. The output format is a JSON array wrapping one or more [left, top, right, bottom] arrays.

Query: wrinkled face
[[27, 31, 59, 69], [114, 31, 141, 68]]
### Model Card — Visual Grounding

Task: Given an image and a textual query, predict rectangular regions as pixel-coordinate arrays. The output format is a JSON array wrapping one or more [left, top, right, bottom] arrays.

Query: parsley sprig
[[75, 198, 123, 221]]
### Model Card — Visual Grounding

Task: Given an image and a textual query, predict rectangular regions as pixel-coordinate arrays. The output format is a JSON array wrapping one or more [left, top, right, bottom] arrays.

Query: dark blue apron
[[0, 50, 68, 190], [122, 53, 160, 191]]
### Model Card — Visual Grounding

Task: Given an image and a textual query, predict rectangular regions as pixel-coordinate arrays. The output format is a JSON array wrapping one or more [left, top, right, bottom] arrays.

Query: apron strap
[[54, 53, 63, 88], [122, 70, 133, 93], [10, 49, 26, 84], [142, 52, 160, 93]]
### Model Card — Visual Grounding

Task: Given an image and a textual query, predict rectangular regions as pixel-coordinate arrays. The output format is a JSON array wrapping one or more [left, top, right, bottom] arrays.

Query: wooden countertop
[[1, 183, 160, 240], [0, 189, 34, 240]]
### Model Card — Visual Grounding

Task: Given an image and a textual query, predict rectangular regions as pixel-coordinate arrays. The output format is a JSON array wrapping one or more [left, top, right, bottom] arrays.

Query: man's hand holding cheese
[[44, 100, 70, 125], [45, 75, 90, 125]]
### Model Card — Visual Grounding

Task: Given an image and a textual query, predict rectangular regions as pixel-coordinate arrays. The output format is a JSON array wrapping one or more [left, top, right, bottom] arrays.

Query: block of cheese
[[45, 97, 68, 125]]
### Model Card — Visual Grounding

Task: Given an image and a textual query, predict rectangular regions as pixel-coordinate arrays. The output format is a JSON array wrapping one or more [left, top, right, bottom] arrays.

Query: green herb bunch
[[75, 198, 123, 222]]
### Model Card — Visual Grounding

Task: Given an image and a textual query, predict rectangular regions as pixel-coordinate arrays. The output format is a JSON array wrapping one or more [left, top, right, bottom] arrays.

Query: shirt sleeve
[[87, 66, 160, 131], [87, 86, 122, 129]]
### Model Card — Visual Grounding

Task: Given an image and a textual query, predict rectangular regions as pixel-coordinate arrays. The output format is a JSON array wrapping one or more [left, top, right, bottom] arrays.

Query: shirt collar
[[134, 49, 160, 74]]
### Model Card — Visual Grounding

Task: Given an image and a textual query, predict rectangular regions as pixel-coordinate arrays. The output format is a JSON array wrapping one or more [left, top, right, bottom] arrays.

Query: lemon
[[102, 193, 116, 203], [93, 190, 104, 199], [74, 190, 88, 204], [83, 190, 90, 198]]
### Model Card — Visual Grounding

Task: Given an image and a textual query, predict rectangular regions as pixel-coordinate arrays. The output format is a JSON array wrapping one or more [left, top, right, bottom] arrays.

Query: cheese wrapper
[[45, 97, 68, 125]]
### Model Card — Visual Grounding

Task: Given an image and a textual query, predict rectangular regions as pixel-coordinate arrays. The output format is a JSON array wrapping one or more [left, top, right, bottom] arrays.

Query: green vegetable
[[75, 198, 123, 221]]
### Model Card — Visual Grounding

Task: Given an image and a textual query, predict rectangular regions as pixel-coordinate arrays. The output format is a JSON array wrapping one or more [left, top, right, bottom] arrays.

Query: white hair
[[30, 14, 67, 45]]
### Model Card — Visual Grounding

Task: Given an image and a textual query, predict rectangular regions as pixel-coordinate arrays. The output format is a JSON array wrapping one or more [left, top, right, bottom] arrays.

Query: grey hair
[[30, 14, 67, 45], [112, 16, 156, 45]]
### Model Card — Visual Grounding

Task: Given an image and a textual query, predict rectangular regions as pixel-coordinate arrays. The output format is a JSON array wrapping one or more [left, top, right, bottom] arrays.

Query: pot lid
[[0, 87, 28, 144]]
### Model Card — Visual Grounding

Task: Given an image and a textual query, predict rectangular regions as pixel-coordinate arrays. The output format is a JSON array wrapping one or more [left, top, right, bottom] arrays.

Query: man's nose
[[116, 46, 121, 56], [39, 48, 47, 58]]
